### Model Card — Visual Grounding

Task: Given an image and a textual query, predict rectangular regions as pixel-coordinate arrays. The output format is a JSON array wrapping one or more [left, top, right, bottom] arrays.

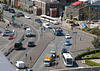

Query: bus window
[[67, 58, 72, 64]]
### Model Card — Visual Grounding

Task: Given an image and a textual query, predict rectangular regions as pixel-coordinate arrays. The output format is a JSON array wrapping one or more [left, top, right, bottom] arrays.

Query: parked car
[[61, 48, 68, 55], [65, 34, 71, 39], [25, 14, 31, 19], [24, 68, 33, 71], [17, 12, 24, 17], [8, 34, 13, 40], [64, 40, 71, 46], [9, 8, 15, 13], [1, 31, 13, 36], [28, 41, 34, 47]]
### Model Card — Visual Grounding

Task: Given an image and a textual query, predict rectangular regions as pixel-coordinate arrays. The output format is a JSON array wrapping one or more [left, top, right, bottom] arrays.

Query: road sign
[[41, 27, 46, 32], [12, 15, 15, 20], [68, 30, 69, 33], [27, 64, 29, 68]]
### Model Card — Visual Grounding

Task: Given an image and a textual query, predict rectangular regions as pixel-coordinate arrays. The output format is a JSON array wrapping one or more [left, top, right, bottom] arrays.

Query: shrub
[[85, 59, 100, 66], [75, 49, 100, 60]]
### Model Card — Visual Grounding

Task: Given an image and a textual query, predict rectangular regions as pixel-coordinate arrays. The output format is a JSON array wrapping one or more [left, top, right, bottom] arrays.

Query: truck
[[53, 27, 63, 36], [26, 28, 32, 37], [15, 61, 25, 68], [44, 54, 53, 67]]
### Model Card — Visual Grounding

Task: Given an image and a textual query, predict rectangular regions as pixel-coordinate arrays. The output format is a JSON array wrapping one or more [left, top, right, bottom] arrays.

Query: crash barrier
[[49, 66, 100, 71], [4, 34, 24, 56]]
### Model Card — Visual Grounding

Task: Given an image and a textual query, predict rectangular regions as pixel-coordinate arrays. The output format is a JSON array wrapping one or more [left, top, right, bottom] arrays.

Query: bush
[[84, 52, 100, 59], [75, 49, 100, 60], [85, 59, 100, 66]]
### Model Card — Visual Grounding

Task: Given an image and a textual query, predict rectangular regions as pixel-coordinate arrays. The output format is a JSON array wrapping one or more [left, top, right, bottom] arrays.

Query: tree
[[92, 37, 100, 49]]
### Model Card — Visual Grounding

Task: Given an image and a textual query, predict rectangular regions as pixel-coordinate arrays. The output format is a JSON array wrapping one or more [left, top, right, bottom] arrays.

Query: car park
[[64, 40, 71, 46], [25, 14, 31, 19], [8, 34, 13, 40], [65, 34, 71, 39], [28, 41, 34, 47], [24, 68, 33, 71], [9, 8, 15, 13], [1, 31, 14, 36], [61, 48, 68, 55]]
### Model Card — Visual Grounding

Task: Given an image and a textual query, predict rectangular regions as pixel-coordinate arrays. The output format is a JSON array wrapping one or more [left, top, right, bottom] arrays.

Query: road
[[32, 24, 94, 71]]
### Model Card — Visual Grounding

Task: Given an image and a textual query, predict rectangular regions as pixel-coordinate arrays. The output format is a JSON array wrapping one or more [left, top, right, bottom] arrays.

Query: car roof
[[28, 41, 34, 43], [15, 41, 21, 43], [66, 40, 69, 41]]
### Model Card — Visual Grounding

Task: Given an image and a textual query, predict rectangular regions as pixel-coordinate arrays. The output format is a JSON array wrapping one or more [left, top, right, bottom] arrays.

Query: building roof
[[72, 1, 82, 6], [0, 51, 16, 71], [91, 1, 100, 5]]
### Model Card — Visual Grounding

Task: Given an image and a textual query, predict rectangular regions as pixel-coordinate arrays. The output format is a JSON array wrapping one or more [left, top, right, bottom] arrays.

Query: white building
[[79, 0, 100, 4]]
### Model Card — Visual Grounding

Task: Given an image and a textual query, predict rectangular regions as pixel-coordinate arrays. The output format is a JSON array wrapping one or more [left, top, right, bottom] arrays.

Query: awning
[[72, 1, 82, 6]]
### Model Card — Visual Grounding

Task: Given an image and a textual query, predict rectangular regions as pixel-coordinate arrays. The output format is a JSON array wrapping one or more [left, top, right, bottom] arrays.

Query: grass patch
[[85, 59, 100, 66], [84, 52, 100, 59]]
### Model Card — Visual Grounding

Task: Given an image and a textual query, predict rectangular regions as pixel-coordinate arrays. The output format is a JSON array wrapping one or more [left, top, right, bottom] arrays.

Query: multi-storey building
[[33, 0, 60, 17], [64, 1, 100, 21]]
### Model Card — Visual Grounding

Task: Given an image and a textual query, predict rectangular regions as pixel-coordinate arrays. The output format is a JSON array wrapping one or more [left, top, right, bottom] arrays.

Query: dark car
[[3, 7, 9, 11], [14, 41, 22, 50], [61, 48, 68, 55], [17, 12, 24, 17], [9, 8, 15, 13], [14, 13, 20, 17], [28, 41, 34, 47]]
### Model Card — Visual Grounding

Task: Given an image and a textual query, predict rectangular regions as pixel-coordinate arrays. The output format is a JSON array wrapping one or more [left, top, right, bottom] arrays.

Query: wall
[[49, 66, 100, 71]]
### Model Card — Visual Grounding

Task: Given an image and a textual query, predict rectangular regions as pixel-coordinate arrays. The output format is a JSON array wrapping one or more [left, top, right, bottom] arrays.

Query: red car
[[8, 35, 13, 40]]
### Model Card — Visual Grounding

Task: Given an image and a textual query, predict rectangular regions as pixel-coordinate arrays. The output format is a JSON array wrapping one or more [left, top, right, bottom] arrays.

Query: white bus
[[40, 15, 58, 24], [62, 53, 73, 66]]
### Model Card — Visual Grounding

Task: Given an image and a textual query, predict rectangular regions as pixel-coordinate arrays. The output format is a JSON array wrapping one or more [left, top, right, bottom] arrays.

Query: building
[[33, 0, 60, 17], [64, 1, 100, 21], [58, 0, 78, 5]]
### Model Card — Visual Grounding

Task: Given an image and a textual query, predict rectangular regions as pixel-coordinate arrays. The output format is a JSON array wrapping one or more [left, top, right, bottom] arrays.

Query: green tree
[[92, 37, 100, 49]]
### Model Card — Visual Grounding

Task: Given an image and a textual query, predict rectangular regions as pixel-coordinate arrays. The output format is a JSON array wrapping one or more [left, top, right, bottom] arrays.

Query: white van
[[15, 61, 25, 68], [26, 28, 32, 37]]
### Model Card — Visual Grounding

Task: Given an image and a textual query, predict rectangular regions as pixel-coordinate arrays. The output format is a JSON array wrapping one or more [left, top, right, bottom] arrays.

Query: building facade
[[64, 1, 100, 21], [33, 0, 60, 17]]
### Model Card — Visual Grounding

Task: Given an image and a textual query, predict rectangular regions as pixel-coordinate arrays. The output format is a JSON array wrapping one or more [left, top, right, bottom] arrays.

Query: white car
[[65, 34, 71, 39], [16, 69, 20, 71], [25, 14, 31, 19], [24, 68, 33, 71], [42, 22, 51, 28]]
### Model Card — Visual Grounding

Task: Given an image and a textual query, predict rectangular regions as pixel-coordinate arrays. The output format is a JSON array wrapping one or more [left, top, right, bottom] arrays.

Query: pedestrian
[[13, 29, 15, 32], [7, 24, 9, 27], [79, 37, 81, 41]]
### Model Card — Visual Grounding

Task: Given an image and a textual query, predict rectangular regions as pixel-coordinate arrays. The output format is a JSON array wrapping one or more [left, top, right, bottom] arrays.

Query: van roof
[[45, 54, 52, 57], [16, 61, 24, 63]]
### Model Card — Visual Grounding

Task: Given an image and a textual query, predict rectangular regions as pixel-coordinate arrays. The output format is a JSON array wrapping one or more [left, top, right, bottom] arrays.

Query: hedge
[[84, 52, 100, 59], [75, 49, 100, 60], [85, 59, 100, 66]]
